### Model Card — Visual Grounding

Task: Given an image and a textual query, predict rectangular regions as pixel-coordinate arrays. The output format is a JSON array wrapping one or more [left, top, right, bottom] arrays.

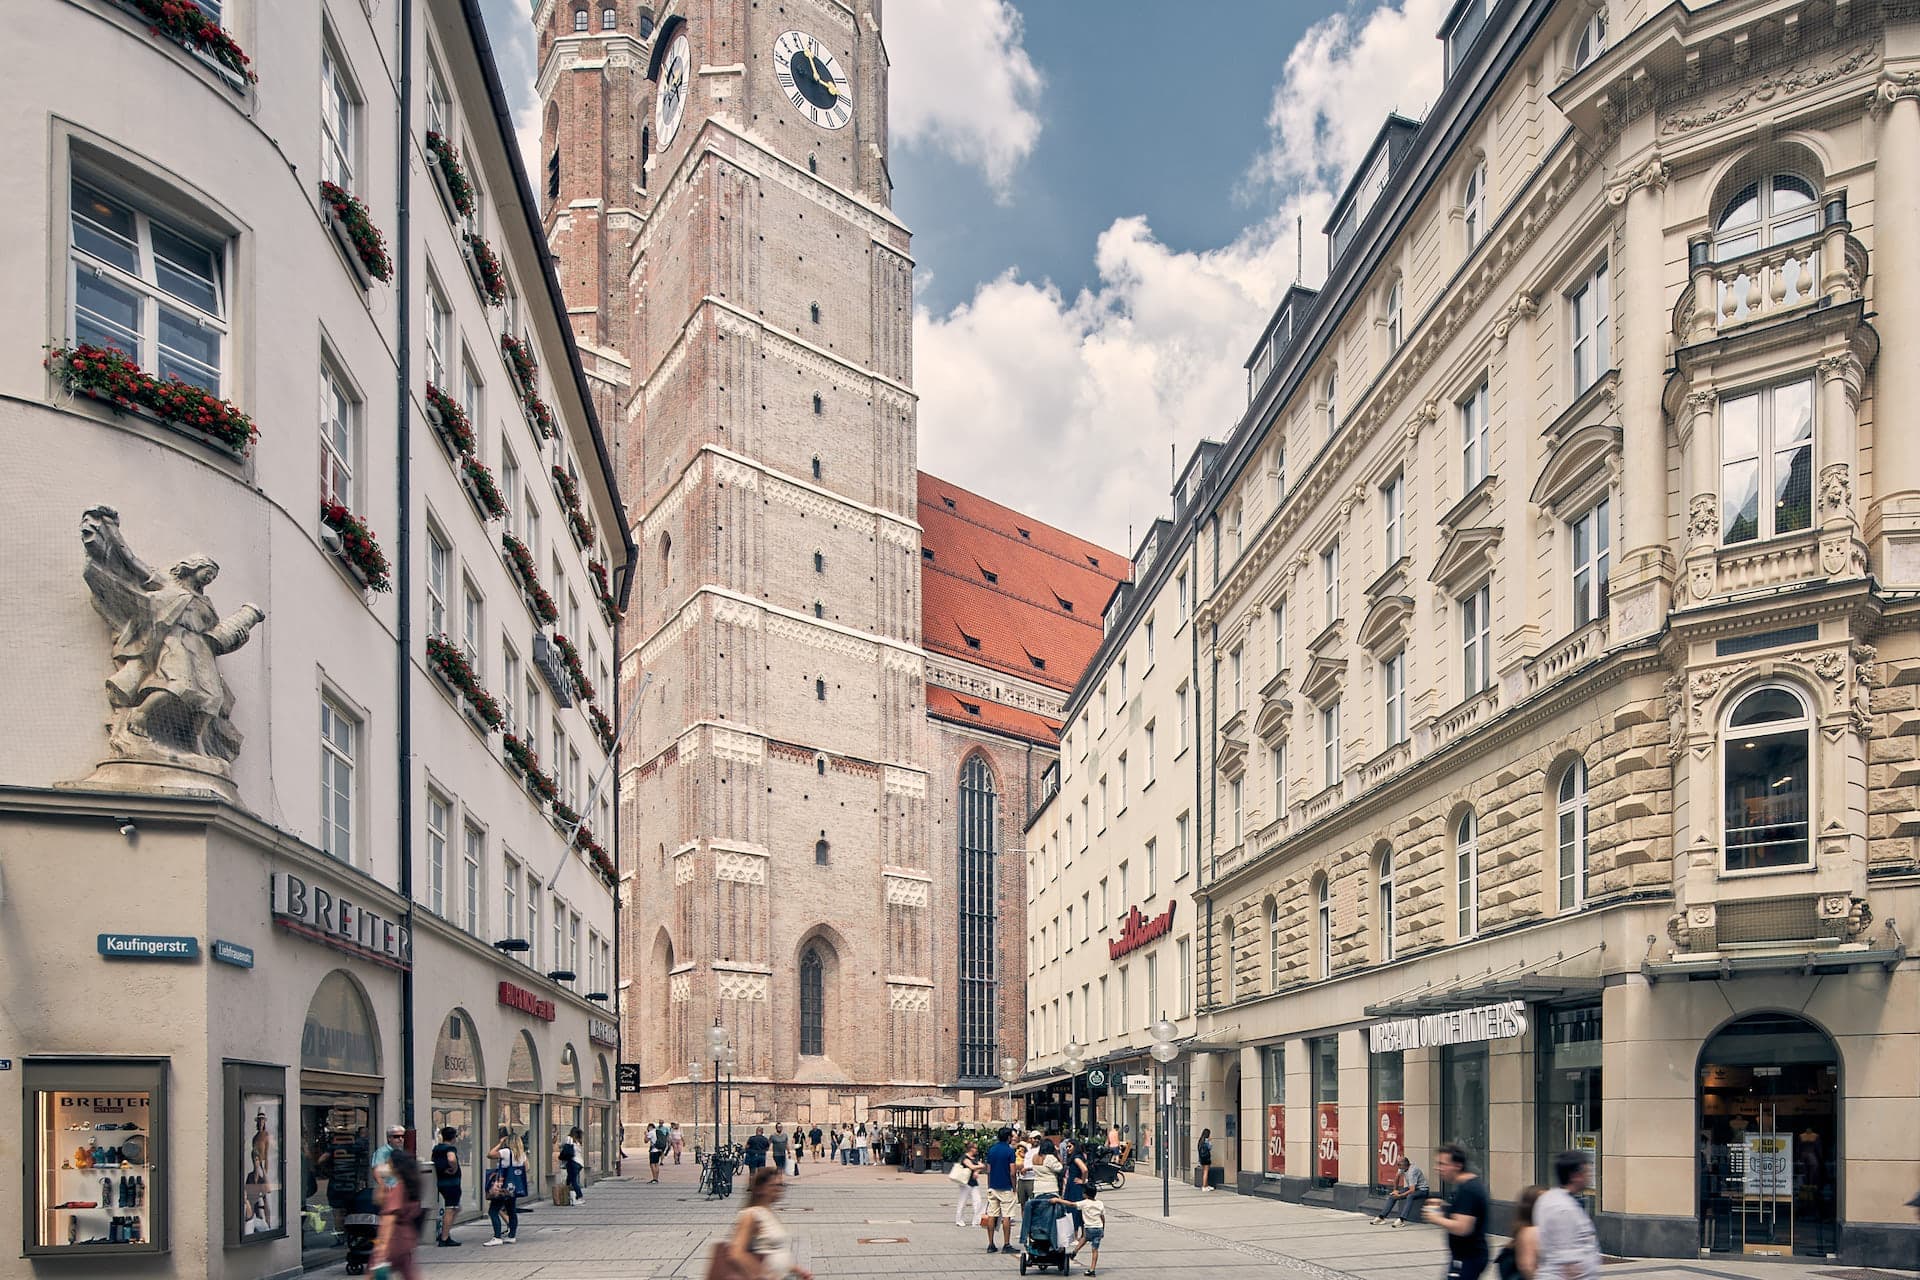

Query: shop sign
[[1743, 1134, 1792, 1196], [588, 1017, 618, 1047], [1375, 1102, 1404, 1188], [616, 1063, 642, 1093], [97, 932, 200, 960], [1109, 902, 1176, 961], [1125, 1074, 1151, 1095], [1266, 1104, 1285, 1174], [212, 939, 255, 968], [1366, 1000, 1527, 1054], [271, 872, 412, 970], [1086, 1068, 1108, 1089], [498, 980, 556, 1021], [0, 1059, 12, 1071], [1315, 1102, 1339, 1180]]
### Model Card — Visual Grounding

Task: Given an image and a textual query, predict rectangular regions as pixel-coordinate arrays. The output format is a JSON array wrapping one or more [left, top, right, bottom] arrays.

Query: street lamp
[[1064, 1040, 1084, 1141], [689, 1061, 703, 1159], [1150, 1017, 1180, 1219], [707, 1020, 728, 1153], [1002, 1056, 1019, 1126], [723, 1042, 738, 1146]]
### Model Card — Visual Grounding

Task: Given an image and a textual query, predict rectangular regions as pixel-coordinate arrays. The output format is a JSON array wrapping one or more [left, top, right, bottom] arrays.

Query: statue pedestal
[[75, 759, 239, 804]]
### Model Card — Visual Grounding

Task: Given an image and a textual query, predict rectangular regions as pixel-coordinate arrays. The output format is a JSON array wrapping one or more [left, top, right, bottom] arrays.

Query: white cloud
[[916, 1, 1443, 550], [886, 0, 1042, 200]]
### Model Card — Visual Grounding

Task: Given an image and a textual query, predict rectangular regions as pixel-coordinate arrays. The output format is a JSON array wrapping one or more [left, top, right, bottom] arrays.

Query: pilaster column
[[1816, 349, 1868, 581], [1493, 293, 1540, 678], [1869, 75, 1920, 582], [1607, 154, 1673, 641], [1675, 388, 1718, 607]]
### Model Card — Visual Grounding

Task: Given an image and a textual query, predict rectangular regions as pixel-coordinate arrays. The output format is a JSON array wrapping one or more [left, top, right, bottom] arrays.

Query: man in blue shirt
[[983, 1127, 1020, 1253]]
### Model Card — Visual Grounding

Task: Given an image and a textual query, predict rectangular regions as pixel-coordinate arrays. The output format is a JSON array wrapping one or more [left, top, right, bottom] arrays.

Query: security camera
[[117, 820, 137, 839]]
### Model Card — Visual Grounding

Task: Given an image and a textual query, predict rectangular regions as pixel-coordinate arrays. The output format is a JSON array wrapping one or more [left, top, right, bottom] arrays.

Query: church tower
[[539, 0, 931, 1125]]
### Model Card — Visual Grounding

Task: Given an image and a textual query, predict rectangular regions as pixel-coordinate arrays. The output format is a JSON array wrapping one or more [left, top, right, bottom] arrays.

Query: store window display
[[22, 1058, 167, 1256], [298, 971, 383, 1268]]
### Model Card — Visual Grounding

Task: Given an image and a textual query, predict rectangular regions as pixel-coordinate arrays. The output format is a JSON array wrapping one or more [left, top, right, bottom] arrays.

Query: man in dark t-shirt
[[983, 1127, 1020, 1252], [1425, 1143, 1489, 1280], [430, 1127, 463, 1246]]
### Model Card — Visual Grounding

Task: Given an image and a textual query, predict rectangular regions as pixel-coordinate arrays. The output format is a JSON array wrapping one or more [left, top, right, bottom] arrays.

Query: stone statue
[[80, 506, 264, 787]]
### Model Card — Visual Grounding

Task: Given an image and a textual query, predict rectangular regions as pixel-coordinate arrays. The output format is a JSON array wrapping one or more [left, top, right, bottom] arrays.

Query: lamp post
[[1064, 1040, 1084, 1141], [1150, 1017, 1180, 1219], [723, 1043, 737, 1146], [689, 1061, 703, 1159], [706, 1020, 727, 1153], [1001, 1056, 1019, 1127]]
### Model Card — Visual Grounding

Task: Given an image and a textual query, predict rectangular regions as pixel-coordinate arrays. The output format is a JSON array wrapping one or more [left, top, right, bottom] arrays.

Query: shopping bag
[[552, 1180, 571, 1206], [1054, 1215, 1076, 1249], [947, 1162, 972, 1186]]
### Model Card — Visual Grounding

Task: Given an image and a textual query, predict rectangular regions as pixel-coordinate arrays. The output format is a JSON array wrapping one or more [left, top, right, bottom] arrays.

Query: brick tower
[[539, 0, 930, 1126]]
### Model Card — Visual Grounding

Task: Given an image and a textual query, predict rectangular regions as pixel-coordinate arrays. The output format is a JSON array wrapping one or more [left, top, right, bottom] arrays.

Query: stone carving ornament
[[1819, 464, 1852, 518], [80, 507, 264, 786]]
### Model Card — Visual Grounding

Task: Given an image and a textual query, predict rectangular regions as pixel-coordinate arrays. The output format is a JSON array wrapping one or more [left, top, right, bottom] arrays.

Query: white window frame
[[320, 357, 356, 508], [425, 277, 451, 387], [1377, 850, 1396, 962], [1177, 812, 1192, 879], [1572, 9, 1608, 69], [1325, 370, 1340, 439], [1230, 777, 1244, 846], [426, 791, 450, 916], [1271, 744, 1287, 820], [1321, 699, 1341, 789], [1267, 900, 1281, 989], [462, 822, 483, 934], [1272, 600, 1287, 672], [1455, 810, 1480, 938], [1322, 542, 1340, 624], [320, 34, 358, 191], [1315, 877, 1331, 978], [1720, 377, 1816, 545], [1462, 583, 1492, 696], [1460, 379, 1490, 490], [320, 693, 357, 862], [1385, 277, 1404, 352], [1569, 259, 1611, 395], [1464, 162, 1487, 252], [1383, 649, 1407, 746], [1382, 473, 1404, 566], [1556, 761, 1589, 912], [1230, 647, 1243, 712], [1571, 497, 1611, 627]]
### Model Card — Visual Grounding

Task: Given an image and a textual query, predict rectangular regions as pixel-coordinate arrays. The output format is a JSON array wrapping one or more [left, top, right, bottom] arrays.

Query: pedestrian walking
[[1066, 1186, 1107, 1276], [1372, 1155, 1430, 1227], [951, 1141, 985, 1227], [482, 1133, 523, 1246], [429, 1126, 463, 1247], [810, 1125, 824, 1159], [1197, 1128, 1215, 1190], [716, 1167, 813, 1280], [563, 1126, 587, 1204], [1423, 1143, 1491, 1280], [1533, 1152, 1602, 1280], [672, 1122, 685, 1165], [982, 1126, 1019, 1252], [1496, 1186, 1542, 1280], [1016, 1132, 1039, 1207], [649, 1122, 669, 1182], [371, 1144, 424, 1279], [771, 1125, 790, 1178], [746, 1126, 772, 1172], [855, 1124, 870, 1165]]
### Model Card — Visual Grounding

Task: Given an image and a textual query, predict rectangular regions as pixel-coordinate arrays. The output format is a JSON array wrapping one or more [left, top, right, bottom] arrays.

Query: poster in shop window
[[1266, 1104, 1285, 1175], [1375, 1102, 1404, 1189], [1315, 1102, 1339, 1180]]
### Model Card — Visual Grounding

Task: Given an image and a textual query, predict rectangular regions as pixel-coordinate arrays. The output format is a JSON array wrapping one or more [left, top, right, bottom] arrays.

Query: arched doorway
[[429, 1009, 486, 1215], [550, 1044, 583, 1190], [1698, 1012, 1838, 1257], [297, 971, 384, 1266], [493, 1032, 545, 1199]]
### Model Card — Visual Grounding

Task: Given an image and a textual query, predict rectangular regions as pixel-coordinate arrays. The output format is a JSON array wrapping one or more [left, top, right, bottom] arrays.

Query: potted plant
[[318, 181, 393, 286], [46, 342, 256, 457], [424, 383, 474, 455], [321, 502, 393, 592], [459, 455, 507, 521], [463, 232, 507, 306], [588, 704, 617, 753], [588, 559, 618, 624], [500, 332, 538, 399], [554, 633, 595, 701], [120, 0, 257, 83], [501, 532, 559, 624], [424, 130, 475, 219], [551, 465, 595, 547], [425, 635, 504, 731], [524, 395, 557, 441]]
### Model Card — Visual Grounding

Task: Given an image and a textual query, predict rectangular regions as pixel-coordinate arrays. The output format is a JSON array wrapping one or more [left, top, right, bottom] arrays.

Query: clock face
[[773, 30, 853, 130], [656, 33, 690, 146]]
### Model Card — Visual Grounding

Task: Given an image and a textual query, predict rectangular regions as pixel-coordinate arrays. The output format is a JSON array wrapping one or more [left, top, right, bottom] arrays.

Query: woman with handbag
[[711, 1167, 813, 1280], [370, 1146, 424, 1278], [483, 1139, 520, 1246], [950, 1141, 985, 1227]]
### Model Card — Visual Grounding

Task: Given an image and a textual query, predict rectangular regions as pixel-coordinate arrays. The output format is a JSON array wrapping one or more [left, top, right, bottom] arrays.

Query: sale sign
[[1315, 1102, 1339, 1180], [1375, 1102, 1404, 1188], [1266, 1104, 1285, 1174]]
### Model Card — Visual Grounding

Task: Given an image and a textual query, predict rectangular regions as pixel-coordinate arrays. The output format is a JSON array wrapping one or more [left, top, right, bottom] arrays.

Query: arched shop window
[[1723, 685, 1813, 870]]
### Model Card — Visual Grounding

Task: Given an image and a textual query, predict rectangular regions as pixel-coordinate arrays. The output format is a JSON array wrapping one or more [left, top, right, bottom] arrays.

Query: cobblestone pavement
[[311, 1157, 1918, 1280]]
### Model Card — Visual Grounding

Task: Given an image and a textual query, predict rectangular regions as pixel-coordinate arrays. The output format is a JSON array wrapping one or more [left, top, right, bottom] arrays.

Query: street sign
[[1125, 1074, 1151, 1095], [1086, 1068, 1108, 1089], [616, 1063, 642, 1093]]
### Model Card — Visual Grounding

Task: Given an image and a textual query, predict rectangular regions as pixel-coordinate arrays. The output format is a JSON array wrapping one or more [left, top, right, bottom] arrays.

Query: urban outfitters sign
[[1366, 1000, 1528, 1053]]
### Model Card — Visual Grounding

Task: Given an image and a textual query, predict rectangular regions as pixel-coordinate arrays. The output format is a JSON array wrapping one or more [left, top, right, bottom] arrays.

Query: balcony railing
[[1675, 220, 1866, 344], [1524, 619, 1606, 697]]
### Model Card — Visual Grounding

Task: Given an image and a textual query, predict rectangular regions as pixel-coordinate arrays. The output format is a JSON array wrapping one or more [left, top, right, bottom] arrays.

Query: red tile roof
[[926, 686, 1064, 747], [918, 472, 1130, 697]]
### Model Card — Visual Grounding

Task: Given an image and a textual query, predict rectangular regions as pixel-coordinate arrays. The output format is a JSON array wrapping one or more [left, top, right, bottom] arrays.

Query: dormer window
[[961, 700, 982, 716], [921, 547, 934, 560], [1446, 0, 1490, 77], [981, 565, 998, 583], [1055, 594, 1074, 614], [1029, 653, 1047, 671], [1018, 527, 1031, 539], [943, 495, 956, 509], [961, 629, 982, 650]]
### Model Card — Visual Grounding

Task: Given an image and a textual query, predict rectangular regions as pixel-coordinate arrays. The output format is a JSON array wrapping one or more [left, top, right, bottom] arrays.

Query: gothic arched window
[[799, 946, 824, 1055], [957, 756, 999, 1080]]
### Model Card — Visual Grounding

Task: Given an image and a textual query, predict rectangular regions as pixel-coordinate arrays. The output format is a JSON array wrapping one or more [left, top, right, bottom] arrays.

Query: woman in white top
[[725, 1168, 814, 1280], [854, 1125, 871, 1165]]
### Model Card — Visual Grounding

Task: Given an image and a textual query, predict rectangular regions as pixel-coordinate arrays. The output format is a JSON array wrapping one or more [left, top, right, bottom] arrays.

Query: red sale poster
[[1266, 1104, 1285, 1174], [1375, 1102, 1404, 1188], [1315, 1102, 1339, 1180]]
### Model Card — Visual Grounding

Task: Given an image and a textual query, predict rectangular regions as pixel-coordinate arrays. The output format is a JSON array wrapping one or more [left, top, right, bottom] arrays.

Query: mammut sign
[[1366, 1000, 1528, 1053], [1109, 902, 1177, 961]]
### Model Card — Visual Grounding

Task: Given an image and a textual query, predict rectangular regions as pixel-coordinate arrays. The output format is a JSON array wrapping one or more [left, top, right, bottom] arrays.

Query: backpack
[[1494, 1244, 1519, 1280], [560, 1141, 576, 1163]]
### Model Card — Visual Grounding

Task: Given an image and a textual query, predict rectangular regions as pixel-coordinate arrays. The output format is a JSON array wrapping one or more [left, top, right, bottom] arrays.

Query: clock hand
[[801, 49, 838, 96]]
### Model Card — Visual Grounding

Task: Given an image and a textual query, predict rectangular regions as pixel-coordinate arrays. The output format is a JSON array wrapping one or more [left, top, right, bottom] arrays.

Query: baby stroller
[[339, 1187, 378, 1274], [1018, 1196, 1073, 1275]]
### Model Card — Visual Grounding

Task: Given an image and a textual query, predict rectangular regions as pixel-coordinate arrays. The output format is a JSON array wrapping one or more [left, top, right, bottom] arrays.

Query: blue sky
[[478, 0, 1452, 548]]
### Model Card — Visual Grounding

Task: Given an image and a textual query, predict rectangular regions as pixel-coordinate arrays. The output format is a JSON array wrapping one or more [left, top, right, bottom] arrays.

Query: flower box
[[318, 181, 392, 286], [459, 455, 507, 521], [500, 332, 538, 401], [47, 343, 255, 458], [588, 704, 617, 753], [115, 0, 256, 84], [425, 131, 475, 220], [503, 733, 558, 805], [426, 635, 504, 732], [501, 532, 559, 625], [424, 384, 475, 457], [551, 465, 595, 549], [321, 502, 393, 592], [462, 232, 507, 306], [553, 633, 595, 702], [588, 559, 618, 625], [523, 395, 556, 441], [573, 826, 616, 886]]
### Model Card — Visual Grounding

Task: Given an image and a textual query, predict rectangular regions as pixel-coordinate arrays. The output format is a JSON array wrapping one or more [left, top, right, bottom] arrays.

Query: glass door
[[299, 1094, 375, 1265], [1537, 1003, 1602, 1210]]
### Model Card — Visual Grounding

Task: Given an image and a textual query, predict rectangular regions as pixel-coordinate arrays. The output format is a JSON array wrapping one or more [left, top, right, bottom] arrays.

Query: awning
[[1006, 1071, 1071, 1097], [1179, 1025, 1242, 1055], [874, 1096, 963, 1110], [1643, 944, 1905, 982], [1364, 976, 1603, 1019]]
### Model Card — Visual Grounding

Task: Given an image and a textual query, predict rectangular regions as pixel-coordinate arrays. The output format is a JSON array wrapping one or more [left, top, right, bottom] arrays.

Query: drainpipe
[[1187, 534, 1209, 1019], [395, 0, 417, 1135]]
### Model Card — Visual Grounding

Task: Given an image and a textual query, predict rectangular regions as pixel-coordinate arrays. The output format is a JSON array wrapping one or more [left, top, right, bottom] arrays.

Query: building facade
[[537, 0, 1124, 1131], [0, 2, 630, 1275], [1167, 0, 1920, 1266]]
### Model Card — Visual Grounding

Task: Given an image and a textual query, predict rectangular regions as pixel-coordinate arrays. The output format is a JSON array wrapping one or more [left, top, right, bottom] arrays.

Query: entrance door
[[1698, 1013, 1838, 1258]]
